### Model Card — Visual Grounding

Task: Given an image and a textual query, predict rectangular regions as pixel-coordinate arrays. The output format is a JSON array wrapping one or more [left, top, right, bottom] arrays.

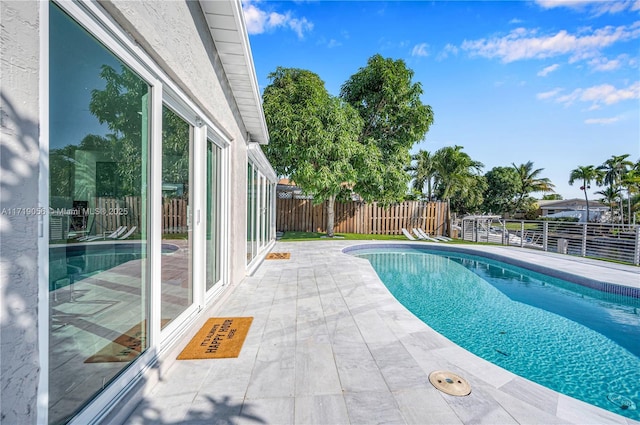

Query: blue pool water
[[351, 246, 640, 420]]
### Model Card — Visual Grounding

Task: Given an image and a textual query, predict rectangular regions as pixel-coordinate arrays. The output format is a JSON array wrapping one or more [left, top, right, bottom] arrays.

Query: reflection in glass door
[[246, 163, 255, 264], [160, 105, 193, 329], [48, 4, 149, 423], [206, 141, 222, 291]]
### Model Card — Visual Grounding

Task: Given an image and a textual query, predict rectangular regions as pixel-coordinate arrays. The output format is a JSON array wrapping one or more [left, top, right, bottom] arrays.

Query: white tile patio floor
[[123, 240, 640, 425]]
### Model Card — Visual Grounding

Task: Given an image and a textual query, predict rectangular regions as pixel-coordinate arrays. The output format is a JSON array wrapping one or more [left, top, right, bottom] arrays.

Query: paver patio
[[122, 240, 639, 425]]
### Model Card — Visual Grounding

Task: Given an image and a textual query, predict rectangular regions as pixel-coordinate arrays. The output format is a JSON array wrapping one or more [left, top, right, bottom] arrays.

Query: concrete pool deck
[[122, 240, 640, 425]]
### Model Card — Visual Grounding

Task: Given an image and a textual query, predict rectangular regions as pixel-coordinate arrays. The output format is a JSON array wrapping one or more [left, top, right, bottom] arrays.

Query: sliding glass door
[[49, 4, 149, 423], [160, 106, 193, 329], [206, 140, 222, 291]]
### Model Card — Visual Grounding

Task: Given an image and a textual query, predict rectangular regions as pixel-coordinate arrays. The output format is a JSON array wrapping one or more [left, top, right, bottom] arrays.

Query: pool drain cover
[[429, 371, 471, 396]]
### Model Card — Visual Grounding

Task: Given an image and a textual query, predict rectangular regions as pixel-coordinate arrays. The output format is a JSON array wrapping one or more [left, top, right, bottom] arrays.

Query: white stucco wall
[[0, 1, 263, 421], [0, 1, 41, 423], [99, 0, 250, 286]]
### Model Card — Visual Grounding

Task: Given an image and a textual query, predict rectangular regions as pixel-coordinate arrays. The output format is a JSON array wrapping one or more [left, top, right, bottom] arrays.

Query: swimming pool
[[347, 244, 640, 420]]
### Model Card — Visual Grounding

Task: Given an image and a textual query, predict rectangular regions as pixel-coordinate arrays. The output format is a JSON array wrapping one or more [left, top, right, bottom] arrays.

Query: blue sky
[[243, 0, 640, 200]]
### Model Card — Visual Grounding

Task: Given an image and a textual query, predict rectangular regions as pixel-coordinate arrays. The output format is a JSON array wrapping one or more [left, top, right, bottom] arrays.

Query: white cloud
[[535, 0, 640, 15], [461, 22, 640, 64], [242, 1, 312, 38], [327, 39, 341, 48], [436, 43, 459, 61], [288, 17, 313, 38], [538, 64, 560, 76], [411, 43, 429, 57], [585, 117, 621, 124], [509, 18, 524, 25], [588, 54, 634, 71], [537, 87, 563, 99], [541, 81, 640, 108]]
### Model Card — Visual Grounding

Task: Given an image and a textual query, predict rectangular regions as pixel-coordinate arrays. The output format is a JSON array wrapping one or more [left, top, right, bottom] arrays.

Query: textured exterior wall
[[101, 0, 250, 286], [0, 1, 261, 422], [0, 1, 41, 424]]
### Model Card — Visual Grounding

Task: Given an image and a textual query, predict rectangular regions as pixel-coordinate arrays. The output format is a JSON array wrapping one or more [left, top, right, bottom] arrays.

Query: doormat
[[85, 319, 170, 363], [177, 317, 253, 360], [266, 252, 290, 260]]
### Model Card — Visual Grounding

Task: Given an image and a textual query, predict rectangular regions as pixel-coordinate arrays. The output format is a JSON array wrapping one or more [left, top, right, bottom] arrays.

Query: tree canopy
[[340, 54, 434, 204], [262, 67, 364, 236], [568, 165, 600, 222], [483, 167, 521, 215]]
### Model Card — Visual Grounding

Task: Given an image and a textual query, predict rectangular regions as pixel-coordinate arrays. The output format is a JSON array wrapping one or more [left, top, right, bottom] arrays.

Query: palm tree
[[512, 161, 555, 209], [568, 165, 600, 223], [432, 146, 483, 232], [595, 186, 623, 223], [410, 150, 435, 200], [598, 154, 633, 223], [433, 146, 484, 202], [621, 159, 640, 224]]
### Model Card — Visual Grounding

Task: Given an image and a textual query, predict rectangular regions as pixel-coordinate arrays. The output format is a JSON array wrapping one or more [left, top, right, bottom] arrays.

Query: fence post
[[502, 221, 507, 245], [520, 221, 524, 248], [543, 221, 548, 251], [634, 226, 640, 266], [582, 223, 587, 257]]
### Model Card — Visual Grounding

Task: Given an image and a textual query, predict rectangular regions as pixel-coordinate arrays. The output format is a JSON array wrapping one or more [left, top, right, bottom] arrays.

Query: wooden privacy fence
[[276, 199, 449, 236], [94, 197, 187, 235]]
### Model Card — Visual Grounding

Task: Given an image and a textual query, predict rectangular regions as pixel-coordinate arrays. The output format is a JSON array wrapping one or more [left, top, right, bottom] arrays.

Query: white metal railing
[[457, 217, 640, 266]]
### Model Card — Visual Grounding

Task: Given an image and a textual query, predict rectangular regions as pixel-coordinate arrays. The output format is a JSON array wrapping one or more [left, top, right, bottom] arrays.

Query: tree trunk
[[583, 187, 590, 223], [326, 194, 336, 237], [627, 191, 631, 225], [446, 198, 451, 237]]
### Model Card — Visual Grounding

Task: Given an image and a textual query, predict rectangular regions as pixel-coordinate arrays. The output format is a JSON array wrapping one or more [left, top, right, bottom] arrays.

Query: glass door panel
[[160, 105, 193, 329], [206, 141, 221, 291], [252, 167, 259, 258], [49, 4, 149, 423], [246, 163, 254, 264]]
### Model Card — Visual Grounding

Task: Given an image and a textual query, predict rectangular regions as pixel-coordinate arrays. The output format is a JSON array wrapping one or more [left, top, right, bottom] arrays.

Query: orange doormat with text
[[177, 317, 253, 360], [266, 252, 290, 260]]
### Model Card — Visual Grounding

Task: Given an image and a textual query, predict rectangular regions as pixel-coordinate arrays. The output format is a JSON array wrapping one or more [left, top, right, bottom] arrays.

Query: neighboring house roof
[[199, 0, 269, 145], [538, 198, 609, 211]]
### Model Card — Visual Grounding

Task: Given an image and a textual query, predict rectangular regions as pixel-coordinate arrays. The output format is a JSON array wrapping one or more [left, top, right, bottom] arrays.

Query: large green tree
[[483, 166, 522, 216], [89, 65, 150, 196], [568, 165, 600, 223], [262, 67, 364, 237], [340, 54, 434, 204]]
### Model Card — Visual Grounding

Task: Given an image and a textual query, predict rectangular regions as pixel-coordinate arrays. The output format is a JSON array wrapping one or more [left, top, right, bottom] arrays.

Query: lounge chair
[[118, 226, 137, 240], [416, 228, 440, 242], [401, 228, 416, 240], [79, 226, 126, 241]]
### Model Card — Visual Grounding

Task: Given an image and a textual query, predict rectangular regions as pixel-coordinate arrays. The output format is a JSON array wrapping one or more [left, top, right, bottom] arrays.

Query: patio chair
[[79, 226, 126, 241], [416, 228, 439, 242], [401, 228, 416, 240], [435, 235, 452, 242], [118, 226, 137, 240]]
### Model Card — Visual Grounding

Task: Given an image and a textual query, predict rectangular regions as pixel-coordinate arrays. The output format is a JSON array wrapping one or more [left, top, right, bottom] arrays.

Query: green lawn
[[279, 231, 406, 241], [278, 231, 471, 243]]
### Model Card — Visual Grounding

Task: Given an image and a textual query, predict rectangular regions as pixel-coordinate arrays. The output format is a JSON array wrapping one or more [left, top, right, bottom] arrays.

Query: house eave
[[199, 0, 269, 145]]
